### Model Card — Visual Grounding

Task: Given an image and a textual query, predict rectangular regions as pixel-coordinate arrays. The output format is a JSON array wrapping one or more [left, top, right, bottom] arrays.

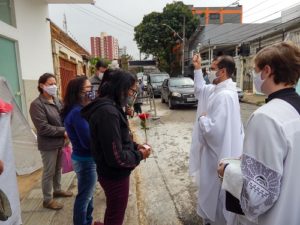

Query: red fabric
[[0, 99, 13, 113], [62, 145, 73, 174]]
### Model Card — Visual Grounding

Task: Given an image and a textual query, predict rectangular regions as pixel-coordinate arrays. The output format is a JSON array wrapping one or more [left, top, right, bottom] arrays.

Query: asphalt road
[[133, 99, 259, 225]]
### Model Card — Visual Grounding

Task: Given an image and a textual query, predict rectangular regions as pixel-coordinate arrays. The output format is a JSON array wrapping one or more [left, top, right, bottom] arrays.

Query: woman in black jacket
[[81, 70, 151, 225]]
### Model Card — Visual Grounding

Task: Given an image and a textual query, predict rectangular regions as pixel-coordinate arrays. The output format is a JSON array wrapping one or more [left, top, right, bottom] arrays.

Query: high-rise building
[[90, 32, 119, 60], [90, 36, 101, 57], [190, 5, 243, 25]]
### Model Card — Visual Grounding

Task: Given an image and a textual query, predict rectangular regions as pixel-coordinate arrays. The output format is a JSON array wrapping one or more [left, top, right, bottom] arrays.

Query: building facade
[[190, 5, 243, 25], [90, 32, 119, 60], [0, 0, 92, 119]]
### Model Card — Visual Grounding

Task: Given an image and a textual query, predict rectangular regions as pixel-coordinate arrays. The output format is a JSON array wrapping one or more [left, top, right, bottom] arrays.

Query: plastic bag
[[62, 145, 73, 174]]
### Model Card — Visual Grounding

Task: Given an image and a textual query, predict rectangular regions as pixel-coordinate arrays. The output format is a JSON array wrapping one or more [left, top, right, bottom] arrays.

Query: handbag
[[62, 144, 73, 174], [0, 189, 12, 221]]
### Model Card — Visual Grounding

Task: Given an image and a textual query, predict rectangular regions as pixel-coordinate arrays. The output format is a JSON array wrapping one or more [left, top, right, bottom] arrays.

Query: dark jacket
[[29, 95, 65, 151], [81, 97, 143, 179]]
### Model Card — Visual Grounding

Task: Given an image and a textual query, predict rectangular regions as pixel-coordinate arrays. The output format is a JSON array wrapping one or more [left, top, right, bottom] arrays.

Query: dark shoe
[[43, 200, 63, 210], [53, 190, 73, 198]]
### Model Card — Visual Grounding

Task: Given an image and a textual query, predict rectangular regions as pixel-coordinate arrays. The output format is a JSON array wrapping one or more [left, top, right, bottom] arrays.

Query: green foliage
[[134, 1, 199, 74], [120, 54, 133, 71], [89, 57, 111, 75]]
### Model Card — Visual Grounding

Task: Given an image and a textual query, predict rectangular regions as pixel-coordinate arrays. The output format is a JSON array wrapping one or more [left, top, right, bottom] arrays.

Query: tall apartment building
[[90, 32, 119, 60], [190, 5, 243, 24]]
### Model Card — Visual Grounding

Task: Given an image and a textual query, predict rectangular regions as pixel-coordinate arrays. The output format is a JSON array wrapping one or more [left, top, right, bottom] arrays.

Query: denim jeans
[[72, 160, 97, 225]]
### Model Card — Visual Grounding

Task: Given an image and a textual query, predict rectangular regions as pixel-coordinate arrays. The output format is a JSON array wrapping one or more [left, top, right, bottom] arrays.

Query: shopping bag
[[62, 145, 73, 174]]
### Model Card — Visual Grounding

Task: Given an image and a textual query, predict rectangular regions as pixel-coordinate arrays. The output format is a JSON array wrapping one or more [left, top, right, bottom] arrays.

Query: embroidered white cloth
[[223, 99, 300, 225]]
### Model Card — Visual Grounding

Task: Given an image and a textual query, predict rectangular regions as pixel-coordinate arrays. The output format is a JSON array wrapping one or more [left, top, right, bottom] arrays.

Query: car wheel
[[168, 98, 174, 109], [161, 95, 165, 103]]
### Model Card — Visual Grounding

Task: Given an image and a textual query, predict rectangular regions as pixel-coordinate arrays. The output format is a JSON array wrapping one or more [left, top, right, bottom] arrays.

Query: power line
[[69, 5, 133, 35], [199, 2, 300, 45], [91, 3, 134, 28]]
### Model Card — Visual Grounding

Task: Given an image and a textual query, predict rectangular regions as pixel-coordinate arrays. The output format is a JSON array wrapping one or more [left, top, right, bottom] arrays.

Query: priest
[[189, 54, 244, 225]]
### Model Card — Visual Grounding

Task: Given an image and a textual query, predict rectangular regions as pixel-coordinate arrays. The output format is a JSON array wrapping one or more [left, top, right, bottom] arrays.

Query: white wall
[[16, 0, 54, 80]]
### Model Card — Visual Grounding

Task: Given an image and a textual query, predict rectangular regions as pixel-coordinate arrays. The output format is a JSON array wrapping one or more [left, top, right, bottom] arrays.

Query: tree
[[120, 54, 133, 71], [134, 1, 198, 75], [89, 57, 110, 75]]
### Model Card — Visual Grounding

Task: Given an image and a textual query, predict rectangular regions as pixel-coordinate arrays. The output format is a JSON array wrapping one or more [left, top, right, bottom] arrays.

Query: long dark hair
[[61, 76, 88, 119], [100, 70, 136, 106]]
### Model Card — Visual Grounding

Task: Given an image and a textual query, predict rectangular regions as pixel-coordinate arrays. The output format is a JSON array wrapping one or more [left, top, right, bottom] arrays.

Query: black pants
[[134, 103, 142, 114]]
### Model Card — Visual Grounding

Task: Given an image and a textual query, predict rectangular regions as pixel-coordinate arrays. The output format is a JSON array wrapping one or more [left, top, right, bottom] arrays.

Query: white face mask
[[43, 85, 58, 97], [253, 71, 265, 93], [208, 71, 217, 84], [98, 72, 104, 80]]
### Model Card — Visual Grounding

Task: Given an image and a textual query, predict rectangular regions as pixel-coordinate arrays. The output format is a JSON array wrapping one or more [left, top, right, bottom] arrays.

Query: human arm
[[29, 101, 65, 137], [220, 113, 285, 221], [71, 108, 91, 150], [95, 110, 143, 168]]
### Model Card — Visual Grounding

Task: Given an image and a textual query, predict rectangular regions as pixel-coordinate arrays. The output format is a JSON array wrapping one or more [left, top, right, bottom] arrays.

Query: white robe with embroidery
[[189, 70, 244, 223], [222, 98, 300, 225]]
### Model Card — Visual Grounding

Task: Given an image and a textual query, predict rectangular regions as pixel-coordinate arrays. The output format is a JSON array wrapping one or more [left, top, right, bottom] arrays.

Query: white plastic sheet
[[0, 77, 42, 175], [0, 112, 22, 225]]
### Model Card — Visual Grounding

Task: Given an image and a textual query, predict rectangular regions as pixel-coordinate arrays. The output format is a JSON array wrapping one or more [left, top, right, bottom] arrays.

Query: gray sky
[[49, 0, 300, 59]]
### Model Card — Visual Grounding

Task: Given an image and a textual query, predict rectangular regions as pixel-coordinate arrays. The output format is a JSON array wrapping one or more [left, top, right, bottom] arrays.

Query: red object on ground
[[138, 113, 150, 120], [0, 98, 13, 113]]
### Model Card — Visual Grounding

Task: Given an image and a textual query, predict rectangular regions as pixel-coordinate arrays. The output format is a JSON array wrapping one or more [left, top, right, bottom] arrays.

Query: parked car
[[161, 77, 197, 109], [147, 73, 170, 97], [236, 87, 244, 101]]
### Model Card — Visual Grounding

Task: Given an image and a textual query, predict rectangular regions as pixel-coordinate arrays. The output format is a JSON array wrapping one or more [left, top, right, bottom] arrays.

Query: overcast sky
[[49, 0, 300, 59]]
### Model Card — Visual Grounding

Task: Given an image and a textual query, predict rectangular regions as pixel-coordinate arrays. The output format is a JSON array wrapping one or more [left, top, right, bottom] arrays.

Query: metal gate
[[59, 57, 77, 98]]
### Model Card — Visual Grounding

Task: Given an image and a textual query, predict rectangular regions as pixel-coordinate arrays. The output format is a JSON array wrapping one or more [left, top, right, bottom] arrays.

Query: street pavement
[[131, 99, 259, 225], [20, 99, 258, 225]]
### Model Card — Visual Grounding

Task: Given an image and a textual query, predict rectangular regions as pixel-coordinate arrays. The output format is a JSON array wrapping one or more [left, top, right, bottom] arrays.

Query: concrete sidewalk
[[20, 170, 142, 225], [241, 92, 266, 106]]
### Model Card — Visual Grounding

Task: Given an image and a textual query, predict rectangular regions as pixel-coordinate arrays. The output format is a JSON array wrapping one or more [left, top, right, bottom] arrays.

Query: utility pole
[[182, 16, 185, 75]]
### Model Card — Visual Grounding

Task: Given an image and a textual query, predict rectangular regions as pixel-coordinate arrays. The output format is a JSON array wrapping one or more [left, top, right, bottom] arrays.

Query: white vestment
[[223, 99, 300, 225], [189, 70, 244, 223]]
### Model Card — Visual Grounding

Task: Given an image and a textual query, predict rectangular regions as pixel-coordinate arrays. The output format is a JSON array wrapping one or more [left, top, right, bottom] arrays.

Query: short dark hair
[[96, 60, 108, 70], [100, 70, 136, 106], [38, 73, 56, 93], [216, 55, 235, 77], [61, 76, 88, 119], [255, 42, 300, 85]]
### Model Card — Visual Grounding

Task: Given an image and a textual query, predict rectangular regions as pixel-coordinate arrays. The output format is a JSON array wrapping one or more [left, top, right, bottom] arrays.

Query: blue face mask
[[85, 91, 96, 100]]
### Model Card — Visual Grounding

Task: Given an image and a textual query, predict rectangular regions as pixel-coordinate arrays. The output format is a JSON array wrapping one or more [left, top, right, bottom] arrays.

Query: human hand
[[126, 106, 134, 117], [200, 112, 207, 117], [192, 54, 202, 70], [217, 162, 227, 179], [0, 160, 4, 175], [139, 147, 151, 160]]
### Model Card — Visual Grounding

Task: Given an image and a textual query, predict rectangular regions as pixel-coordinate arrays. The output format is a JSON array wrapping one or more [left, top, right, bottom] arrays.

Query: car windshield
[[150, 75, 169, 83], [169, 78, 194, 87]]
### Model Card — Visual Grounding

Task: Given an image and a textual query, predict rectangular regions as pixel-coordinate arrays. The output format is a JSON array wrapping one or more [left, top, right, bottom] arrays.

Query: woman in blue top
[[61, 76, 99, 225]]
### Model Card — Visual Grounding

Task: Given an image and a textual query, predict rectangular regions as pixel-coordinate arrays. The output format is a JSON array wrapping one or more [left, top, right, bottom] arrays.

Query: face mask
[[253, 71, 265, 93], [98, 72, 104, 80], [43, 85, 57, 97], [208, 71, 217, 84], [85, 91, 96, 101]]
